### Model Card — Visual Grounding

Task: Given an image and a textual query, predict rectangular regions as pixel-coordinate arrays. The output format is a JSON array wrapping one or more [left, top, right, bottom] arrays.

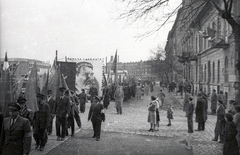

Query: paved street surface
[[30, 86, 222, 155]]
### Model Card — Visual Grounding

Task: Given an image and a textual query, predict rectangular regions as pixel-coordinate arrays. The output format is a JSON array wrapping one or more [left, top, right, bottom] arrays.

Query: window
[[204, 64, 207, 82], [225, 57, 228, 82], [208, 61, 211, 83]]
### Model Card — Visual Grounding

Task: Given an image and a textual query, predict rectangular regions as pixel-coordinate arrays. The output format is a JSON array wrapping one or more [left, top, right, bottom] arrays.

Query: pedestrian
[[211, 89, 218, 115], [0, 102, 32, 155], [54, 87, 71, 141], [88, 96, 105, 141], [89, 83, 98, 103], [17, 96, 34, 126], [202, 94, 208, 121], [183, 91, 190, 116], [212, 100, 226, 143], [46, 90, 55, 135], [155, 99, 161, 131], [187, 97, 194, 133], [147, 96, 157, 131], [114, 85, 124, 114], [157, 90, 165, 106], [78, 89, 87, 113], [33, 93, 51, 151], [233, 105, 240, 153], [167, 104, 173, 126], [144, 84, 150, 96], [218, 90, 226, 108], [135, 83, 142, 100], [223, 113, 239, 155], [195, 93, 207, 131]]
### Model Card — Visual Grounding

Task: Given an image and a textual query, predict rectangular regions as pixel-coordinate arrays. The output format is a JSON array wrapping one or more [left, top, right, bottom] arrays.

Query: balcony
[[177, 52, 198, 63]]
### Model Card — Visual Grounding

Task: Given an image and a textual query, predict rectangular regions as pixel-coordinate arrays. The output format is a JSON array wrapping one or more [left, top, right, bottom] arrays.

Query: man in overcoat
[[187, 97, 194, 133], [47, 90, 55, 135], [33, 93, 51, 151], [212, 100, 226, 143], [195, 93, 207, 131], [114, 85, 124, 114], [88, 96, 105, 141], [0, 102, 32, 155], [211, 89, 218, 114], [54, 87, 71, 141]]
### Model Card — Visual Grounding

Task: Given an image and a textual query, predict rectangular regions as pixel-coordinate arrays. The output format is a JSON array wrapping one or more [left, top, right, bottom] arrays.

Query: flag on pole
[[24, 62, 39, 112], [3, 52, 9, 71], [111, 50, 117, 73], [41, 70, 49, 99]]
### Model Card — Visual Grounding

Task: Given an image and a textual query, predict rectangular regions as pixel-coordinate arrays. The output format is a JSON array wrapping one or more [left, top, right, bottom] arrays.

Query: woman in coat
[[212, 100, 226, 143], [88, 96, 105, 141], [147, 96, 157, 131], [223, 113, 239, 155]]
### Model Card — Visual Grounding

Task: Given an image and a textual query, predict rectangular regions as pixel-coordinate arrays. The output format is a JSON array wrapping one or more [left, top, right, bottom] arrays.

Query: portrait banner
[[67, 58, 103, 96]]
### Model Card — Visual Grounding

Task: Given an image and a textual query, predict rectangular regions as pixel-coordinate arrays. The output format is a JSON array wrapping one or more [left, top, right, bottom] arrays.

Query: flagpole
[[115, 49, 118, 86]]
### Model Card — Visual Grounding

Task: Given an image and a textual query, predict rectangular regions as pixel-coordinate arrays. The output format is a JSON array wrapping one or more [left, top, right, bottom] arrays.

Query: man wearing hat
[[46, 90, 55, 135], [17, 97, 33, 126], [195, 93, 207, 131], [0, 102, 32, 155], [33, 93, 50, 151], [54, 87, 71, 141], [210, 89, 218, 115], [88, 96, 105, 141]]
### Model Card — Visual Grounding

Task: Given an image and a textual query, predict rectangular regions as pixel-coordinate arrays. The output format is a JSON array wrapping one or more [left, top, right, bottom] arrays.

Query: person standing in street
[[47, 90, 55, 135], [17, 97, 34, 126], [183, 91, 190, 116], [135, 83, 142, 100], [166, 104, 173, 126], [147, 96, 157, 131], [187, 97, 194, 133], [78, 89, 87, 113], [157, 90, 165, 106], [218, 90, 226, 108], [114, 85, 124, 114], [33, 93, 51, 151], [0, 102, 32, 155], [88, 96, 105, 141], [211, 89, 218, 115], [212, 100, 226, 143], [54, 87, 71, 141], [195, 93, 207, 131]]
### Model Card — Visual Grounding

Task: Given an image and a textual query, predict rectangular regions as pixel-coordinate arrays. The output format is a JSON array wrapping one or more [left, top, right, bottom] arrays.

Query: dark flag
[[111, 50, 117, 73], [24, 61, 39, 112], [41, 70, 49, 99], [102, 72, 107, 87], [0, 69, 12, 118]]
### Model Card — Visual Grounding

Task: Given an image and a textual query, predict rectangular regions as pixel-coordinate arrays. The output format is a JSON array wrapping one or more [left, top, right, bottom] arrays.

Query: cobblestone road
[[30, 86, 223, 155]]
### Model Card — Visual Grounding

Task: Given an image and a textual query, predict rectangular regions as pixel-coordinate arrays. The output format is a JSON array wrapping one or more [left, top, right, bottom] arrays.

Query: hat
[[9, 102, 21, 111], [47, 90, 52, 94], [59, 87, 66, 92], [36, 93, 44, 99], [17, 97, 26, 103]]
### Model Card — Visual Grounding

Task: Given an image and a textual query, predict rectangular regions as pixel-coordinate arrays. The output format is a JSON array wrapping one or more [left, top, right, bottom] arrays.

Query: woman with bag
[[147, 96, 157, 132], [88, 96, 105, 141]]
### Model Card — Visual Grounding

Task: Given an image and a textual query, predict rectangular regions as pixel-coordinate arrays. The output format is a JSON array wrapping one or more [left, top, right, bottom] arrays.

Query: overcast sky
[[1, 0, 181, 64]]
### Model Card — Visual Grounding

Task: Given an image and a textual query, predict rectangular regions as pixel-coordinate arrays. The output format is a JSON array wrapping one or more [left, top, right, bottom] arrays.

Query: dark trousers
[[91, 119, 102, 139], [33, 128, 48, 146], [187, 117, 193, 133], [47, 116, 54, 134], [67, 116, 74, 135], [56, 116, 67, 138], [74, 110, 81, 127], [80, 103, 86, 113], [198, 122, 205, 131]]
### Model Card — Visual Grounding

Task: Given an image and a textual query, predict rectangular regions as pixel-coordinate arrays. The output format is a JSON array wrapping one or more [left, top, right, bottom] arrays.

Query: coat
[[214, 104, 226, 135], [223, 121, 239, 155], [211, 92, 218, 110], [47, 97, 55, 114], [187, 102, 194, 118], [0, 116, 31, 155], [54, 96, 71, 118], [88, 103, 104, 122], [34, 102, 51, 129], [195, 98, 206, 122], [183, 93, 190, 111]]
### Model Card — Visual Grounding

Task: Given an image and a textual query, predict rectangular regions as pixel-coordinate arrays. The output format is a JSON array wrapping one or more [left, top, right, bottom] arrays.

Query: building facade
[[165, 0, 240, 101]]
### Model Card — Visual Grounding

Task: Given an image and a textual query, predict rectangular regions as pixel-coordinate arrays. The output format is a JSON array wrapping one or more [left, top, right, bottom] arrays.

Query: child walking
[[167, 104, 173, 126]]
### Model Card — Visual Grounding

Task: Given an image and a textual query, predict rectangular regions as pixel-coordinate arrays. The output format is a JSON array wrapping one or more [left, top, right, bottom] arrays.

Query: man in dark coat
[[54, 87, 71, 141], [187, 97, 194, 133], [89, 83, 98, 103], [0, 102, 32, 155], [88, 96, 105, 141], [46, 90, 55, 135], [212, 100, 226, 143], [17, 97, 34, 126], [211, 89, 218, 115], [195, 93, 206, 131], [33, 93, 51, 151]]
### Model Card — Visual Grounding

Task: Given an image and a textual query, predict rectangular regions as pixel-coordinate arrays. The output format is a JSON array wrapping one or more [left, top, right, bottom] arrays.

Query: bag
[[101, 113, 105, 122]]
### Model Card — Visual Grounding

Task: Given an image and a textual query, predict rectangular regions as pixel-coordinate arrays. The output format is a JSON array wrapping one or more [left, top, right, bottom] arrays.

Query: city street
[[31, 86, 222, 155]]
